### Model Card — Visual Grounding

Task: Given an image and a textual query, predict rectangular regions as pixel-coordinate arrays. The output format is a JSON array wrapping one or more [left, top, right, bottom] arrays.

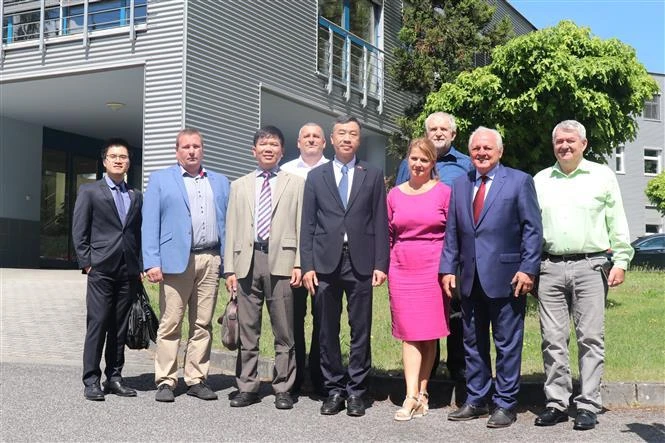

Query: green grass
[[145, 269, 664, 382]]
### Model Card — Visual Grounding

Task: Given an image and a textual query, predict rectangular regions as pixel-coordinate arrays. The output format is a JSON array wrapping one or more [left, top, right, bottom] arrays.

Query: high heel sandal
[[394, 395, 421, 421], [414, 391, 429, 417]]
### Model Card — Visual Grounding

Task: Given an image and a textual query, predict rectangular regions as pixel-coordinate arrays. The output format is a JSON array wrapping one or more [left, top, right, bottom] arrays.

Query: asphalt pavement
[[1, 268, 664, 442]]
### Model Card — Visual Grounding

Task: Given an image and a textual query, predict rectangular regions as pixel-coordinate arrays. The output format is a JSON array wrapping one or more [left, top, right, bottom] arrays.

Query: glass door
[[40, 149, 99, 266]]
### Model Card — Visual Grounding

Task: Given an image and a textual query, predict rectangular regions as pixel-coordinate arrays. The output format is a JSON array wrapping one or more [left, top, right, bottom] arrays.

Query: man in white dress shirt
[[281, 123, 329, 395]]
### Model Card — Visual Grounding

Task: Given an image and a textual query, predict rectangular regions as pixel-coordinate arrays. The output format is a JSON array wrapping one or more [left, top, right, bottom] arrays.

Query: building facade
[[611, 73, 665, 239], [0, 0, 533, 268]]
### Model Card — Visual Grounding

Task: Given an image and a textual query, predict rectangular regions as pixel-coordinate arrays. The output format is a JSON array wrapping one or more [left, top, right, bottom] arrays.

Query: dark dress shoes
[[574, 409, 598, 431], [535, 407, 569, 426], [187, 381, 218, 400], [103, 380, 137, 397], [274, 392, 294, 410], [84, 384, 105, 401], [320, 394, 346, 415], [346, 395, 366, 417], [487, 407, 517, 428], [155, 384, 175, 402], [448, 404, 489, 421], [230, 391, 260, 407]]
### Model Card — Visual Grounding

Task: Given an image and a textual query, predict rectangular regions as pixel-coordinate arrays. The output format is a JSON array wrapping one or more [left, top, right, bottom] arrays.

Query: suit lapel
[[347, 161, 367, 210], [273, 170, 289, 213], [98, 180, 122, 225], [322, 163, 345, 210], [172, 165, 190, 211], [476, 164, 505, 226], [243, 173, 255, 215], [461, 171, 475, 225]]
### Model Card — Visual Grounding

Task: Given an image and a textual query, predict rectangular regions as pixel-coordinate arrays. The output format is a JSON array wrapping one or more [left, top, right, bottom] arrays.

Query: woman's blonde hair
[[407, 137, 438, 180]]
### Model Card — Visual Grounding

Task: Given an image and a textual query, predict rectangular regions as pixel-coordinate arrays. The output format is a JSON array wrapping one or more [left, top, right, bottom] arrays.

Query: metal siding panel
[[184, 1, 413, 180], [0, 0, 187, 190]]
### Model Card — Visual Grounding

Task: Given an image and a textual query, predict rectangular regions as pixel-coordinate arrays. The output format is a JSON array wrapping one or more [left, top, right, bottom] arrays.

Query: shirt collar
[[297, 155, 328, 168], [552, 158, 591, 177], [179, 164, 206, 178], [333, 156, 356, 169], [475, 164, 499, 181], [437, 145, 463, 162], [104, 175, 125, 190], [256, 166, 280, 177]]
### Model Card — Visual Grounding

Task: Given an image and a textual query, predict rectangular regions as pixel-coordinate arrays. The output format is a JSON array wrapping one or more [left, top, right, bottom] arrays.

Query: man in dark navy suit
[[300, 115, 389, 417], [440, 127, 542, 427], [73, 138, 142, 401]]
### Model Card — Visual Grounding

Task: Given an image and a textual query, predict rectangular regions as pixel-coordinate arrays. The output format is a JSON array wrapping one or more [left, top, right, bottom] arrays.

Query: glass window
[[644, 147, 662, 175], [644, 225, 662, 235], [643, 94, 661, 121], [615, 145, 625, 173]]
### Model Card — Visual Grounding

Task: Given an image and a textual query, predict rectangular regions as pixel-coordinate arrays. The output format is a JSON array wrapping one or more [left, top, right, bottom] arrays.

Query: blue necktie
[[338, 164, 349, 209], [113, 182, 127, 226]]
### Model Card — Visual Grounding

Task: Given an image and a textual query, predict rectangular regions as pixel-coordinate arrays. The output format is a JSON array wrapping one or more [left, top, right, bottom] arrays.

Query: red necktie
[[473, 176, 488, 224]]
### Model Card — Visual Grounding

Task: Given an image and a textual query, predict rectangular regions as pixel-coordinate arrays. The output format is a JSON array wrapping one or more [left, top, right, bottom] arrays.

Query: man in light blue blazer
[[440, 127, 542, 428], [142, 128, 230, 403]]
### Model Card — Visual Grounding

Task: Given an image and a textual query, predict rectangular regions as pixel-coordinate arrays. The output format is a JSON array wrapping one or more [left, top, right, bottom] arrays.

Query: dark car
[[630, 233, 665, 270]]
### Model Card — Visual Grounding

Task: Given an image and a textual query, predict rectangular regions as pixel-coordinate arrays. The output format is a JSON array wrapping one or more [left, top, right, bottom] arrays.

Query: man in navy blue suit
[[440, 127, 542, 428], [300, 115, 389, 417]]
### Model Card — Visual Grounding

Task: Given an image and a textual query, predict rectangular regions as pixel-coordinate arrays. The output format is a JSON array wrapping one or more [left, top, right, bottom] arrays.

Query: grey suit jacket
[[224, 170, 305, 278]]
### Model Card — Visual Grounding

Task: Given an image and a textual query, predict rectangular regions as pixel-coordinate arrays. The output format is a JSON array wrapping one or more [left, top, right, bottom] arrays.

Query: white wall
[[0, 116, 42, 221]]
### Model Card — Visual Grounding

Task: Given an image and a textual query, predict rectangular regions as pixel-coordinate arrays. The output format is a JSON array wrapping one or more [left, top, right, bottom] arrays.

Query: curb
[[209, 349, 665, 408]]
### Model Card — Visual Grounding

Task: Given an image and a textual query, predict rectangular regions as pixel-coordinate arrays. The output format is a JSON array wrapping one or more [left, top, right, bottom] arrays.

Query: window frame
[[643, 94, 661, 121], [643, 146, 662, 176], [615, 145, 625, 174]]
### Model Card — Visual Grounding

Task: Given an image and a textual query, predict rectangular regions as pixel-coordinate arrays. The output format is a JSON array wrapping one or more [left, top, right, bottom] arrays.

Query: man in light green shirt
[[533, 120, 633, 431]]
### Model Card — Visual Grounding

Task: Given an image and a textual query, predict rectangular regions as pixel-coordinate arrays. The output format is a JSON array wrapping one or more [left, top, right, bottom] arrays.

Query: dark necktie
[[473, 175, 488, 224], [113, 182, 127, 226], [338, 164, 349, 209], [256, 171, 271, 241]]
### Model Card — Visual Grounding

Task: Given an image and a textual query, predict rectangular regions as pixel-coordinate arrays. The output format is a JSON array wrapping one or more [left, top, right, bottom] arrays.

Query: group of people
[[73, 111, 633, 431]]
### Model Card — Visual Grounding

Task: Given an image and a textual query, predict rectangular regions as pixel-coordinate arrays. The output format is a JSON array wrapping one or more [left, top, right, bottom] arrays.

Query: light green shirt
[[534, 159, 634, 269]]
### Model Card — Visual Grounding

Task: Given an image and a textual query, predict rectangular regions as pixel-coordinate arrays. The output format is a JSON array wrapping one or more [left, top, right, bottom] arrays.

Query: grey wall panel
[[185, 0, 412, 180], [0, 0, 187, 190], [0, 117, 42, 221], [490, 0, 536, 36]]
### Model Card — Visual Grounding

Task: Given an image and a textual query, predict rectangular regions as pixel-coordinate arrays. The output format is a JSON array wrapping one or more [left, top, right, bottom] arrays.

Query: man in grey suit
[[225, 126, 305, 410], [73, 138, 142, 401]]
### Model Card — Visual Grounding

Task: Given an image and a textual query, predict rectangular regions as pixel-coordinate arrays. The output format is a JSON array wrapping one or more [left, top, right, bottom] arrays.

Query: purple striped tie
[[256, 171, 271, 241]]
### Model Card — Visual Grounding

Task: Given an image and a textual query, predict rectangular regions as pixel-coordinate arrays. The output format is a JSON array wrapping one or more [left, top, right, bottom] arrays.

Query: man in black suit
[[73, 138, 143, 401], [301, 115, 389, 417]]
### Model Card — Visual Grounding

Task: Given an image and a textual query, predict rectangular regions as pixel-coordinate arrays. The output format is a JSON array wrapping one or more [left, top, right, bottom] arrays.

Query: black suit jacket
[[300, 160, 389, 276], [72, 179, 142, 276]]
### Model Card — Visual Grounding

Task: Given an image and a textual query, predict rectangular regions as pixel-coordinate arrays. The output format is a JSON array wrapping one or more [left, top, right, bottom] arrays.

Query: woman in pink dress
[[387, 137, 451, 421]]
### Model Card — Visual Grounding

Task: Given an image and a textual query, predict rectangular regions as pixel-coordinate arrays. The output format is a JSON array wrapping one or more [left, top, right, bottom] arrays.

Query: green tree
[[388, 0, 513, 159], [645, 172, 665, 216], [420, 20, 660, 174]]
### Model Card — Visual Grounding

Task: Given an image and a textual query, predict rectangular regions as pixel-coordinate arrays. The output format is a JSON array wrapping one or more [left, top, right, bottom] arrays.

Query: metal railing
[[317, 16, 384, 114], [1, 0, 146, 56]]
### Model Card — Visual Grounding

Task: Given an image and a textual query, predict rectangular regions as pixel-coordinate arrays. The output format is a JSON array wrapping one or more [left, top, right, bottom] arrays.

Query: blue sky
[[508, 0, 665, 74]]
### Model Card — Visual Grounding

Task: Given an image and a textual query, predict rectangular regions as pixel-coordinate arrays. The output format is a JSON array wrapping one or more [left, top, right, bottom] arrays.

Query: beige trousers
[[155, 252, 220, 387]]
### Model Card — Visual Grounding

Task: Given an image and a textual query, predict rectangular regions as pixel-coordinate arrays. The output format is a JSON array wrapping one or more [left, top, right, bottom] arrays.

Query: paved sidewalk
[[1, 268, 664, 442]]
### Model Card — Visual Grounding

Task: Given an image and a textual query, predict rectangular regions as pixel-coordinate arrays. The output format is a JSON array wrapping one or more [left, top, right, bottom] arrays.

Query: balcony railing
[[1, 0, 147, 56], [317, 16, 384, 114]]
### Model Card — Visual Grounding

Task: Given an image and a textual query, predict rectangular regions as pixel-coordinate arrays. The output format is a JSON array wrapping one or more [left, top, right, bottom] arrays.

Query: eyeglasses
[[106, 154, 129, 161]]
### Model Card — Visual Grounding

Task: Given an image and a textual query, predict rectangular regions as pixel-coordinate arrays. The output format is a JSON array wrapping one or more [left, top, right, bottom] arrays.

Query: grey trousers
[[537, 255, 609, 413], [235, 249, 296, 394]]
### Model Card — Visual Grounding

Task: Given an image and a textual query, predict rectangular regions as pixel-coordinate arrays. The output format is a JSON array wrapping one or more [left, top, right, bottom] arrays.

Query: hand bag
[[217, 294, 239, 351], [126, 283, 160, 350]]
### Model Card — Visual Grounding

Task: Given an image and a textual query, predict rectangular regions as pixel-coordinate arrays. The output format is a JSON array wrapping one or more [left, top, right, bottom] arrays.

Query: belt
[[254, 242, 269, 253], [543, 251, 607, 262], [191, 243, 219, 253]]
